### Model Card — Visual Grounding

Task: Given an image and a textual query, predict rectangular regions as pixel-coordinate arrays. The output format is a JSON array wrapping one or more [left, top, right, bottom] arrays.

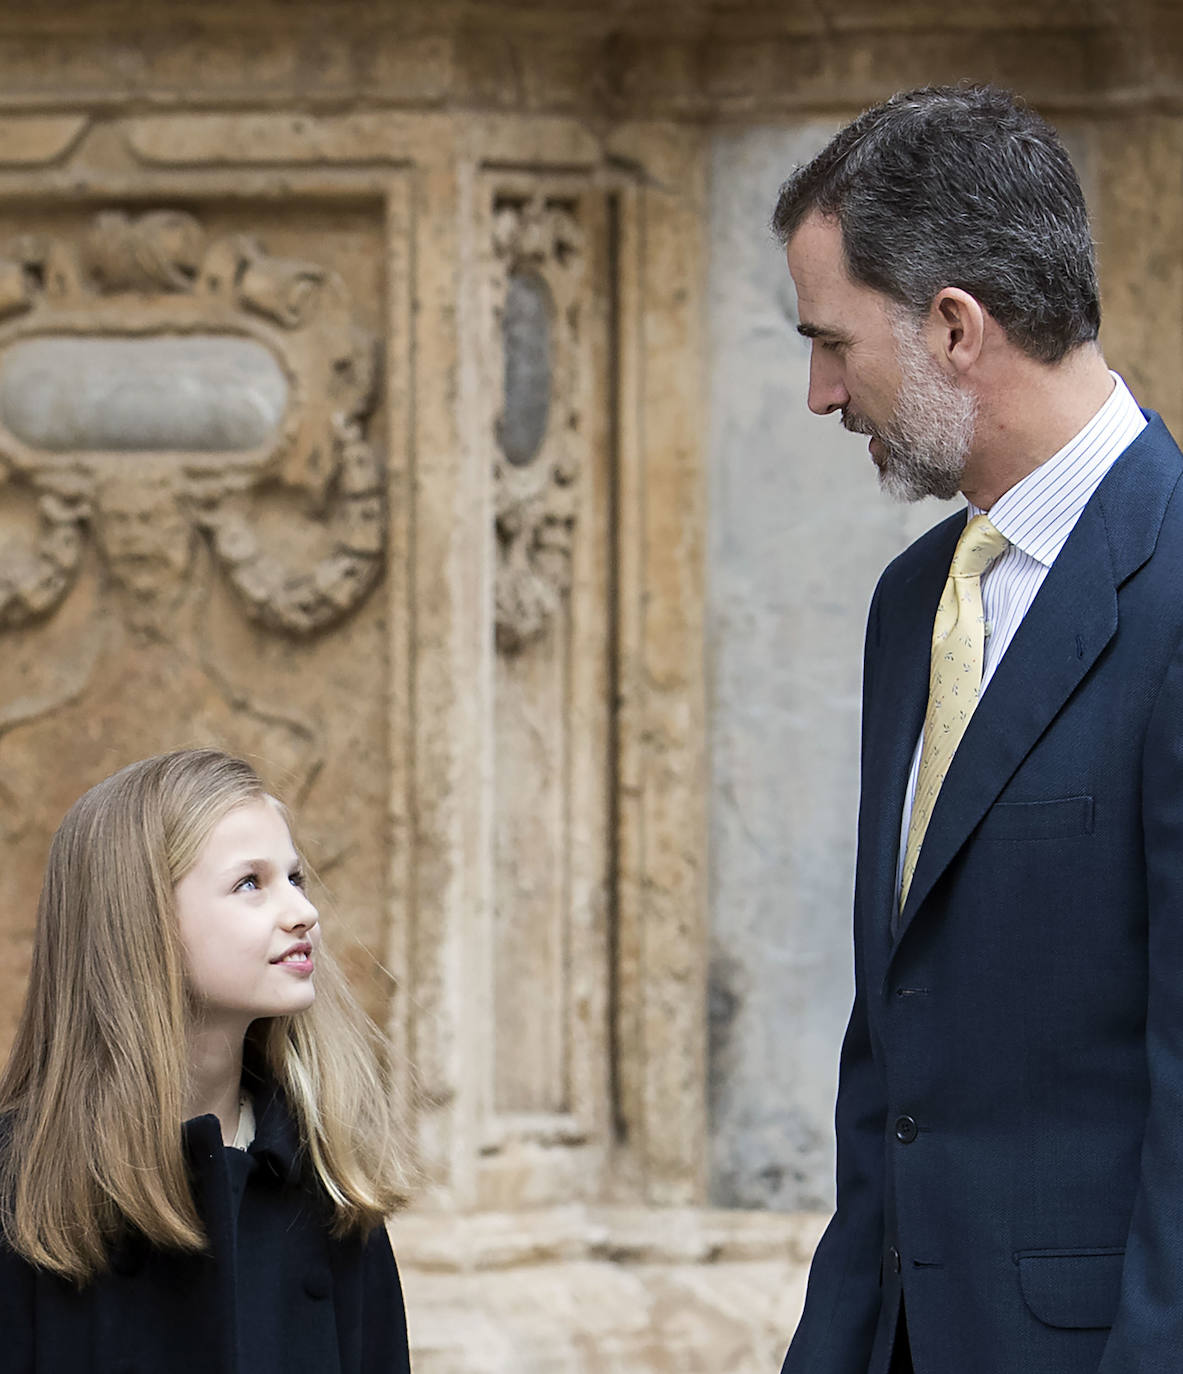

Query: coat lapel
[[892, 413, 1183, 949]]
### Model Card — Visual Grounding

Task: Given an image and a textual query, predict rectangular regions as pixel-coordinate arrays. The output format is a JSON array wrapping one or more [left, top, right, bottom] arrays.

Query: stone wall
[[0, 3, 1179, 1368], [705, 122, 961, 1213], [0, 102, 710, 1196], [704, 119, 1108, 1214]]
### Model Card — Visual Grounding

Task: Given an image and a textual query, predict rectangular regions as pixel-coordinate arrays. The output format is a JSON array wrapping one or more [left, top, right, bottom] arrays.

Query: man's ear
[[928, 287, 986, 375]]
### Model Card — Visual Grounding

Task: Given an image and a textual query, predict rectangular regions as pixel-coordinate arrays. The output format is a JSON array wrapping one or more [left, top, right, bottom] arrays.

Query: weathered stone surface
[[403, 1256, 802, 1373], [0, 193, 394, 1053], [0, 115, 87, 163], [0, 5, 1175, 1370], [393, 1206, 827, 1373], [1093, 115, 1183, 439], [700, 109, 1145, 1218], [705, 123, 960, 1211], [0, 335, 288, 451], [0, 5, 1159, 122], [394, 1203, 825, 1269], [123, 112, 448, 165]]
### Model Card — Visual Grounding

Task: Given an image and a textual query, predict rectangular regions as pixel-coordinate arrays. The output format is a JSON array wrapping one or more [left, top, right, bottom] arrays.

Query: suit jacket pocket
[[1015, 1247, 1123, 1329], [977, 795, 1094, 842]]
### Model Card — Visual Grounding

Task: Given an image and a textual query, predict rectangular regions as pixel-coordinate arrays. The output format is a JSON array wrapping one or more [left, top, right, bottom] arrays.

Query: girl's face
[[174, 798, 320, 1033]]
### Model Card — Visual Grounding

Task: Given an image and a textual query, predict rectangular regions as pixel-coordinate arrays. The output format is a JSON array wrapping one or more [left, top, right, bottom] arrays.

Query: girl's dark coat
[[0, 1078, 411, 1373]]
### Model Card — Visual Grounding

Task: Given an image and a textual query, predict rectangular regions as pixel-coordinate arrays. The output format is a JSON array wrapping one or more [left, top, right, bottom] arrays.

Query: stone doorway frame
[[0, 107, 708, 1213]]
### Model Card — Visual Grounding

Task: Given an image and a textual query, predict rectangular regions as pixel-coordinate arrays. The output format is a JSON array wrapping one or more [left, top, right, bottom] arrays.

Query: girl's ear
[[928, 287, 986, 375]]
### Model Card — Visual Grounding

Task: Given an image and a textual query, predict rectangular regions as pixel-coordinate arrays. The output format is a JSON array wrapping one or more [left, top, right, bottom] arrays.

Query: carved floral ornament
[[0, 209, 385, 635], [491, 194, 585, 656]]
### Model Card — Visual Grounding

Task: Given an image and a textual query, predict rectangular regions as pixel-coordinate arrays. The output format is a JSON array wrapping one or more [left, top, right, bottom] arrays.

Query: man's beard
[[842, 318, 977, 502]]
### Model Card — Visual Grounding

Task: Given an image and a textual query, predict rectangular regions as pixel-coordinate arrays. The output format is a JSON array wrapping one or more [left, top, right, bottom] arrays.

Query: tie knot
[[950, 514, 1009, 580]]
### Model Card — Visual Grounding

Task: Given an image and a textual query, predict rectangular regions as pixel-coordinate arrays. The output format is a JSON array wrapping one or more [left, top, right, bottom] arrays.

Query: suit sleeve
[[1101, 629, 1183, 1372], [781, 584, 889, 1374]]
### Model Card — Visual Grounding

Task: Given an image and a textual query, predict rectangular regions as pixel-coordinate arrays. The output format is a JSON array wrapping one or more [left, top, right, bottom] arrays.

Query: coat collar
[[182, 1069, 304, 1185], [880, 412, 1183, 951], [244, 1071, 304, 1184]]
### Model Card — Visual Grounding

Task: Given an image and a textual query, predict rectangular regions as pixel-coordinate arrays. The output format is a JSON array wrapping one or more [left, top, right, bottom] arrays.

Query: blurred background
[[0, 2, 1178, 1369]]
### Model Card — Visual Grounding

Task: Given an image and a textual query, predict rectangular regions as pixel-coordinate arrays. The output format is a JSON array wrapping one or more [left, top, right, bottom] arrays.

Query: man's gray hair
[[772, 85, 1101, 365]]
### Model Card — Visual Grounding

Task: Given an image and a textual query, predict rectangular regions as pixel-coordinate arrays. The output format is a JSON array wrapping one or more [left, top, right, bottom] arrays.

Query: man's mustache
[[841, 408, 875, 437]]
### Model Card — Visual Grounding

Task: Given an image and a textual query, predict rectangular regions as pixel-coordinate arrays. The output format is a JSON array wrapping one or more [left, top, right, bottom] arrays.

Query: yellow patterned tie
[[899, 514, 1010, 910]]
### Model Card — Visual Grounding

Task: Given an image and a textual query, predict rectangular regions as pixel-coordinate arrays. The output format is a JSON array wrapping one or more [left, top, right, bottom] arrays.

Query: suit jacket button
[[889, 1245, 901, 1274], [894, 1114, 919, 1144]]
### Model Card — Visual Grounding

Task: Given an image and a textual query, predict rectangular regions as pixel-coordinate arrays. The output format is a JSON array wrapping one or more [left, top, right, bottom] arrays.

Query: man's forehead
[[787, 213, 897, 336], [786, 210, 845, 269]]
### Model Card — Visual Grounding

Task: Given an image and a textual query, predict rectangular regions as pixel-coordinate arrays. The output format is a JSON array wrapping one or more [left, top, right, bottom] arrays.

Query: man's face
[[786, 212, 975, 502]]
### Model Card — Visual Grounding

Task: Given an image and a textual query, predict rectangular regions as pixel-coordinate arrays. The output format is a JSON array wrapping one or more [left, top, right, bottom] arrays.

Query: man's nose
[[807, 353, 849, 416]]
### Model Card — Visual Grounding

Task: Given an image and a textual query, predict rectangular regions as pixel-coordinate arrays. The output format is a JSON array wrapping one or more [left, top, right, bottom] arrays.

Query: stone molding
[[0, 7, 1169, 122], [393, 1205, 828, 1374], [393, 1203, 827, 1271], [490, 192, 583, 657]]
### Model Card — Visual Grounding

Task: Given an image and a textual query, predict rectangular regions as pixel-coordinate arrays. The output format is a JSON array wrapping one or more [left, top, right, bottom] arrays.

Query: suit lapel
[[893, 507, 1116, 943], [892, 413, 1182, 949], [859, 517, 961, 956]]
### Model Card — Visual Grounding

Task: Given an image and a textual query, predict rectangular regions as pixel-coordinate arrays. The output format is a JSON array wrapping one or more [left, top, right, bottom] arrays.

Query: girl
[[0, 748, 412, 1373]]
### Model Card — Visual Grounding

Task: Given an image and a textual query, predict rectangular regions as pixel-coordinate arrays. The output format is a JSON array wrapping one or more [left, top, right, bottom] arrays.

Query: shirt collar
[[967, 371, 1146, 567]]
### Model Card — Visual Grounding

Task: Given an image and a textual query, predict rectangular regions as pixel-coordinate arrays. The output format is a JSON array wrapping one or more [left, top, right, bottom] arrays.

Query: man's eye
[[234, 874, 261, 892]]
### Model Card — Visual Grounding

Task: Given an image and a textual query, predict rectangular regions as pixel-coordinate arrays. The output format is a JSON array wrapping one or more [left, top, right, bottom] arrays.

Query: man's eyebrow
[[796, 321, 850, 344]]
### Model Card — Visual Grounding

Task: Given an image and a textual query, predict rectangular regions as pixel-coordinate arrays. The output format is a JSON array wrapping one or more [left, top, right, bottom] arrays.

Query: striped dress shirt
[[896, 373, 1147, 891]]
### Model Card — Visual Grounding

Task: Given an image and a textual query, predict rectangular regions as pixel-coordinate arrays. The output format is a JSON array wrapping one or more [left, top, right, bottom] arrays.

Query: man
[[775, 85, 1183, 1374]]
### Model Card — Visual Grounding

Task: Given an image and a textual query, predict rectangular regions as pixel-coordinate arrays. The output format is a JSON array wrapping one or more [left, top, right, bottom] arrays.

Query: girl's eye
[[234, 873, 261, 893], [289, 869, 307, 890]]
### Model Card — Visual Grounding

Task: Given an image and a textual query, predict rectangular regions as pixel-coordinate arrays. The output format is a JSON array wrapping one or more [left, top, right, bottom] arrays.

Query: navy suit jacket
[[782, 413, 1183, 1374]]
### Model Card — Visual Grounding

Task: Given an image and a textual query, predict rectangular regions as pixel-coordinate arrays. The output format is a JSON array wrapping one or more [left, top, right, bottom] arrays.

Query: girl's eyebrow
[[216, 855, 299, 879]]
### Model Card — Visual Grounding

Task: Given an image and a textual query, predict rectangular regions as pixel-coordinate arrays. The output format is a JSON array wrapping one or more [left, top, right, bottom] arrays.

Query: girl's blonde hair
[[0, 748, 409, 1284]]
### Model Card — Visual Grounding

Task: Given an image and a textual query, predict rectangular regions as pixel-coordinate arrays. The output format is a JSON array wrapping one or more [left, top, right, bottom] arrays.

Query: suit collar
[[972, 371, 1146, 568], [889, 412, 1182, 949]]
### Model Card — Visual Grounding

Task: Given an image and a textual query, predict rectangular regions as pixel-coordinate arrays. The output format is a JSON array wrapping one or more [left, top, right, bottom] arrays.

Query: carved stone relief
[[0, 201, 397, 1055], [0, 209, 384, 638], [484, 180, 614, 1206], [491, 195, 584, 656]]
